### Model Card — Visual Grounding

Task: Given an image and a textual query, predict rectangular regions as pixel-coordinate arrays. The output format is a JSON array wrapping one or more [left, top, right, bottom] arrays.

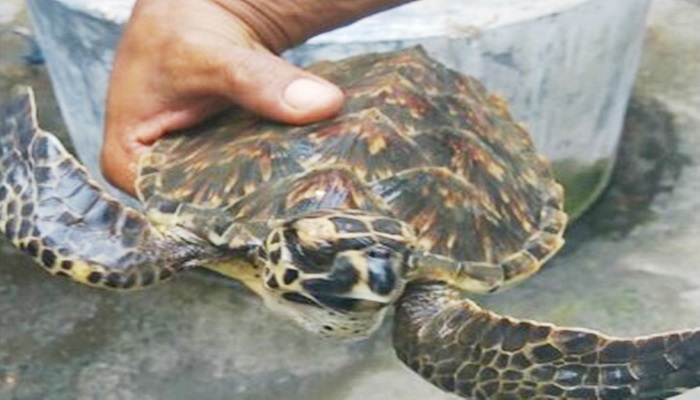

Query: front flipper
[[0, 87, 220, 288], [394, 283, 700, 399]]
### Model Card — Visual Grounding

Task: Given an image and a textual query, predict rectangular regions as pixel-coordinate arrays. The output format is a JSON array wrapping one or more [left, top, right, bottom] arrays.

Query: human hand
[[102, 0, 411, 194]]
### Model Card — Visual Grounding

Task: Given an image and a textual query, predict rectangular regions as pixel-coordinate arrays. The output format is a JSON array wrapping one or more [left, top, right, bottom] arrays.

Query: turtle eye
[[367, 246, 392, 260]]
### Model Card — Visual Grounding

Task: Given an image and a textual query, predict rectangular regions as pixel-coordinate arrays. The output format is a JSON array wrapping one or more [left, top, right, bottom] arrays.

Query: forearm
[[213, 0, 416, 51]]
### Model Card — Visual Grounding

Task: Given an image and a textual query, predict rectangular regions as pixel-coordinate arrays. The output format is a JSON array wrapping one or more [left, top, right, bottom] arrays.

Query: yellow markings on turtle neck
[[209, 259, 264, 295]]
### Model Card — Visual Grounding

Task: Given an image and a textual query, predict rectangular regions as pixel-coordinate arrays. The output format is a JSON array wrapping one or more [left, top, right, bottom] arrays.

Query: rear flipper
[[0, 87, 216, 289], [394, 283, 700, 399]]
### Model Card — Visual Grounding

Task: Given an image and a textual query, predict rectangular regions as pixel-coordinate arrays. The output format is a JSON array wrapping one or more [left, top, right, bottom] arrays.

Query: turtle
[[1, 47, 699, 399]]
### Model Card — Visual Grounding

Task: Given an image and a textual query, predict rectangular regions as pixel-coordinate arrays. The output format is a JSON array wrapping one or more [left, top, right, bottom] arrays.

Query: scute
[[138, 46, 563, 267]]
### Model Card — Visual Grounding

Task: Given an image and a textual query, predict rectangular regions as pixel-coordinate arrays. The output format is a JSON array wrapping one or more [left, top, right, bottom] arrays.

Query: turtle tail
[[394, 283, 700, 399], [0, 87, 214, 289]]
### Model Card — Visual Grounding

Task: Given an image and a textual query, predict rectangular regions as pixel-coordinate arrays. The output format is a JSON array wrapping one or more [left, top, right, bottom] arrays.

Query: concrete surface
[[1, 0, 700, 399]]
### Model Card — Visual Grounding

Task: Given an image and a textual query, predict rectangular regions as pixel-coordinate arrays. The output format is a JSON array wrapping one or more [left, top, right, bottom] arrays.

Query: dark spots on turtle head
[[254, 247, 267, 263], [209, 218, 230, 237], [0, 186, 7, 202], [377, 237, 407, 252], [26, 239, 40, 258], [367, 254, 396, 296], [371, 218, 403, 235], [322, 325, 334, 332], [87, 271, 102, 284], [266, 275, 279, 289], [302, 256, 358, 294], [269, 248, 281, 265], [285, 229, 335, 273], [17, 219, 32, 239], [282, 268, 299, 285], [40, 248, 57, 268], [20, 202, 34, 218], [366, 246, 392, 260], [330, 216, 368, 234], [60, 260, 73, 270], [270, 231, 282, 246], [335, 236, 375, 252], [282, 292, 320, 308]]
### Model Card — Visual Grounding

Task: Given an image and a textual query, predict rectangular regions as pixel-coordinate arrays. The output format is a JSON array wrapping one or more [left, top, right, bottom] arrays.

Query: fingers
[[214, 46, 344, 125], [100, 3, 344, 195]]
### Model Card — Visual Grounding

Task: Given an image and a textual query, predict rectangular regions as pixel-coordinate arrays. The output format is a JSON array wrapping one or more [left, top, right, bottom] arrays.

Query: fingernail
[[283, 78, 342, 111]]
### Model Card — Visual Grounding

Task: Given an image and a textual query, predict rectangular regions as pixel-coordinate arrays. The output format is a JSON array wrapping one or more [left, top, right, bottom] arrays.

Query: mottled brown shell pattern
[[138, 47, 563, 270]]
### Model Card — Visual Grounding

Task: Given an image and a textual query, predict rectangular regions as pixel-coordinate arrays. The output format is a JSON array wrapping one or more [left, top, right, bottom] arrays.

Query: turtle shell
[[137, 47, 563, 268]]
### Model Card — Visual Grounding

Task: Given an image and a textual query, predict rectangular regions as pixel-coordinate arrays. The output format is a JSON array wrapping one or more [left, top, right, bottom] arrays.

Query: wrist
[[212, 0, 415, 52]]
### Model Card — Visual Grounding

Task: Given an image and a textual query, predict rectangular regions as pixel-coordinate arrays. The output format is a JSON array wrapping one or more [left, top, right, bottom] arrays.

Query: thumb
[[215, 47, 345, 124]]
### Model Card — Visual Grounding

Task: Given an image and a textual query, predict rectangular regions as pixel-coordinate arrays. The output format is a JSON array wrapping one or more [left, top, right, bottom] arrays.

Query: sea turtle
[[1, 47, 699, 399]]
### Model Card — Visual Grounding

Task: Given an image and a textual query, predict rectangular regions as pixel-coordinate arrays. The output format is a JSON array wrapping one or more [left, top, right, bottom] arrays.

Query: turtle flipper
[[394, 283, 700, 399], [0, 87, 218, 288]]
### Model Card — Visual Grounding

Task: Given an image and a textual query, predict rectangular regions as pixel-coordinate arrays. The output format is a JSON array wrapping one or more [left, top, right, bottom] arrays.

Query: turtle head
[[257, 211, 417, 338]]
